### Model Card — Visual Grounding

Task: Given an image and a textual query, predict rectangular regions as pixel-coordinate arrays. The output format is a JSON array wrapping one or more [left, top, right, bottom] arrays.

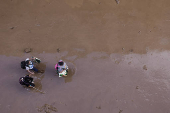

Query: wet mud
[[1, 51, 170, 113], [63, 62, 76, 83], [0, 0, 170, 113], [31, 62, 46, 91], [38, 104, 58, 113]]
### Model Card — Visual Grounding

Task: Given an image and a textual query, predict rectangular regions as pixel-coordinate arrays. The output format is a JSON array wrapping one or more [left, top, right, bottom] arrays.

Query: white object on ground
[[59, 70, 67, 77]]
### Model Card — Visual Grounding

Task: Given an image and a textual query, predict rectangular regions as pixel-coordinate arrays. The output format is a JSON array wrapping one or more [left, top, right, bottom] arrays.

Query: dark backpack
[[21, 60, 29, 69]]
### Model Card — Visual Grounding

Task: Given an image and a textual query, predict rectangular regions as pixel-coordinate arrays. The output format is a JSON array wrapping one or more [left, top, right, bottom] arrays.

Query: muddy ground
[[0, 0, 170, 113]]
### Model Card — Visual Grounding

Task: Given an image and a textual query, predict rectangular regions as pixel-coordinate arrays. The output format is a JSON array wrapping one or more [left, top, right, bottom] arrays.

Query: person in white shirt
[[25, 58, 38, 74]]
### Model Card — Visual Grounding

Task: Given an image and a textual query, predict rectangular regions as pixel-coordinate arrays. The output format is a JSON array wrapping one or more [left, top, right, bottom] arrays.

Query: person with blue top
[[25, 58, 38, 74]]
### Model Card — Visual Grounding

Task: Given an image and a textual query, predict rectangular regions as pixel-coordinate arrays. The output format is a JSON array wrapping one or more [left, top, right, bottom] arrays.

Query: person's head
[[26, 58, 29, 61], [25, 60, 30, 65], [58, 60, 64, 66], [25, 60, 31, 65], [19, 77, 24, 82]]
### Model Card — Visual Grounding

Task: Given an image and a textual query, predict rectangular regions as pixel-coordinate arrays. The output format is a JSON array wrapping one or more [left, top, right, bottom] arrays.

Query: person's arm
[[31, 57, 41, 63], [60, 69, 64, 73], [24, 82, 30, 87], [58, 67, 63, 73], [27, 69, 34, 74], [66, 65, 68, 70], [28, 74, 32, 77], [64, 63, 68, 70], [26, 67, 34, 74]]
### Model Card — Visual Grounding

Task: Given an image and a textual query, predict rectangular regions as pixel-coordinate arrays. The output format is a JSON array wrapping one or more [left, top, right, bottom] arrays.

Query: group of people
[[19, 57, 68, 88]]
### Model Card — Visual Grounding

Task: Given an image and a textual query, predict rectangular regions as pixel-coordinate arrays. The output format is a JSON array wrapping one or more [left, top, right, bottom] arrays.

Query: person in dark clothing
[[19, 74, 35, 88]]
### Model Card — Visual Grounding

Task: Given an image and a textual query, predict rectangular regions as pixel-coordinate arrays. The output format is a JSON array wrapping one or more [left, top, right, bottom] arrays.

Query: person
[[55, 60, 68, 77], [25, 58, 38, 74], [19, 74, 35, 88]]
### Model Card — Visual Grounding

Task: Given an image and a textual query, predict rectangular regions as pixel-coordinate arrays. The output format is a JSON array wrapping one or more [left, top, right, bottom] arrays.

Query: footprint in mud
[[96, 106, 101, 109], [110, 54, 123, 64], [128, 62, 131, 65], [143, 65, 147, 70], [136, 86, 139, 89], [37, 104, 57, 113], [119, 109, 123, 113], [63, 62, 76, 83]]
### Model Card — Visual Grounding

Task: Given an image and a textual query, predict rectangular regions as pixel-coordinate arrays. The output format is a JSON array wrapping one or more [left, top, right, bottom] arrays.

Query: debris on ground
[[119, 109, 123, 113], [143, 65, 147, 70], [136, 86, 139, 89], [115, 0, 120, 4], [129, 49, 133, 52], [128, 62, 131, 65], [10, 27, 14, 29], [96, 106, 101, 109], [24, 48, 32, 53], [57, 48, 60, 53]]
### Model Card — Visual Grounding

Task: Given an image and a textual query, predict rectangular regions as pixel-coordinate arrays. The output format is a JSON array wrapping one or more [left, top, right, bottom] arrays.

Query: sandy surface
[[0, 0, 170, 113]]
